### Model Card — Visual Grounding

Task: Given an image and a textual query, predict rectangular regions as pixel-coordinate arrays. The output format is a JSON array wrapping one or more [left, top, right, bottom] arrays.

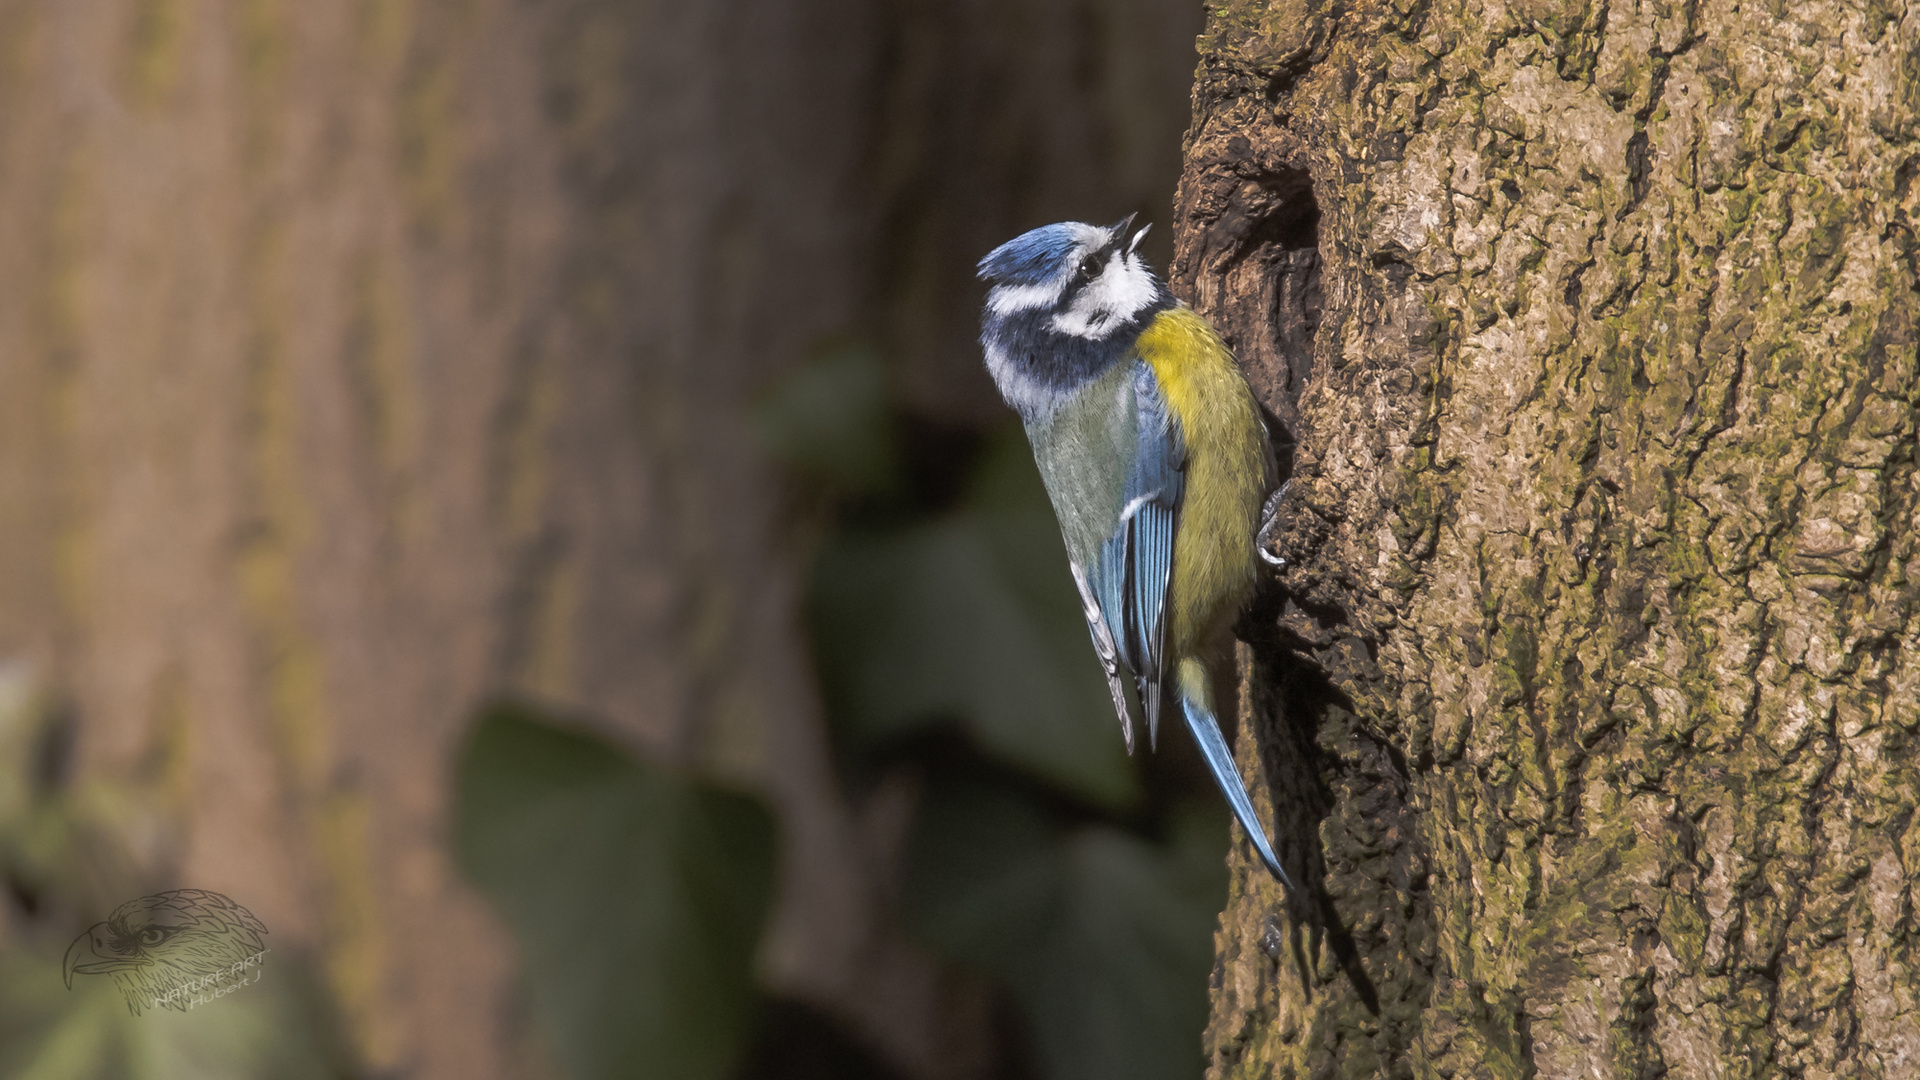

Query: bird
[[63, 889, 269, 1015], [977, 215, 1293, 890]]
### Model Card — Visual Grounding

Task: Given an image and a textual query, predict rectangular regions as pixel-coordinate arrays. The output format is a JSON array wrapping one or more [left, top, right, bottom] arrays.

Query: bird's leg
[[1256, 480, 1292, 569]]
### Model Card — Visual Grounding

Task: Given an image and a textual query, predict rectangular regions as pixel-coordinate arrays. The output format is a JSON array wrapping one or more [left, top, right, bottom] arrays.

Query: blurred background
[[0, 2, 1229, 1078]]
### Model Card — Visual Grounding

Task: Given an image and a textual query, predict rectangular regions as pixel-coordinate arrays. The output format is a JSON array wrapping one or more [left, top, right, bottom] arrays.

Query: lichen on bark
[[1173, 0, 1920, 1076]]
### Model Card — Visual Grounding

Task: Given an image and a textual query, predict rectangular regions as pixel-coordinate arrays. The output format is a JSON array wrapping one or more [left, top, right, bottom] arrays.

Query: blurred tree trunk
[[1174, 0, 1920, 1077], [0, 2, 1201, 1079]]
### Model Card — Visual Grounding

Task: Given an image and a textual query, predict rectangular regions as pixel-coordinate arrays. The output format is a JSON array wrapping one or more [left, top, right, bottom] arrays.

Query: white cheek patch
[[1050, 254, 1157, 339], [988, 278, 1067, 317]]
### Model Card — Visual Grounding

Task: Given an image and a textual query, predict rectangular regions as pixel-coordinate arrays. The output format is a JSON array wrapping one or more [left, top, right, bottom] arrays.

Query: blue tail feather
[[1178, 666, 1293, 892]]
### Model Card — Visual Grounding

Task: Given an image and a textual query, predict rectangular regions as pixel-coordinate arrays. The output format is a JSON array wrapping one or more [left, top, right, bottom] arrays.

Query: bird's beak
[[1107, 212, 1138, 246], [63, 923, 145, 988], [1128, 222, 1152, 253]]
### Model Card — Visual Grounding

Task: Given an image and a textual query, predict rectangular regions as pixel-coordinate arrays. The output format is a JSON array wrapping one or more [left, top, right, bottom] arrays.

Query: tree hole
[[1219, 170, 1322, 452]]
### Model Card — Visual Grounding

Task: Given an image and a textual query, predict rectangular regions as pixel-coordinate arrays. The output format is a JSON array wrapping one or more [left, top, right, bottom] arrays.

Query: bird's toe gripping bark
[[1256, 479, 1292, 569]]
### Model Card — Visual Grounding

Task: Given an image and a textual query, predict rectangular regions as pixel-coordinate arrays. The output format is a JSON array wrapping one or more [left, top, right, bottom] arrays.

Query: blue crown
[[976, 223, 1085, 285]]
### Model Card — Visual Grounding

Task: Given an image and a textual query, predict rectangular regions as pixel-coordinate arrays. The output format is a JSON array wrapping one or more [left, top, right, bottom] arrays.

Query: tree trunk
[[0, 2, 881, 1075], [1174, 1, 1920, 1077]]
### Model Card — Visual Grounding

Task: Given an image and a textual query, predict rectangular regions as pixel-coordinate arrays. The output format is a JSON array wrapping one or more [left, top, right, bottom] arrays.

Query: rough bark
[[1173, 0, 1920, 1077]]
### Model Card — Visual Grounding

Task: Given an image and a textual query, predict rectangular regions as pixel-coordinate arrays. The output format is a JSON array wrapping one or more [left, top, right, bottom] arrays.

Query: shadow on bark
[[1238, 603, 1379, 1016], [1210, 146, 1398, 1020], [1197, 141, 1439, 1073]]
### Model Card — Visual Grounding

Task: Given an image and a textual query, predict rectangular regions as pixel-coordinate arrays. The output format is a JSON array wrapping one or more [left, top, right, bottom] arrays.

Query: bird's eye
[[1072, 256, 1096, 285], [139, 928, 169, 947]]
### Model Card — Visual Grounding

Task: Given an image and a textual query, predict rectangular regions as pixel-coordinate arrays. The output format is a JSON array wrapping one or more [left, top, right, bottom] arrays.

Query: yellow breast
[[1133, 306, 1271, 657]]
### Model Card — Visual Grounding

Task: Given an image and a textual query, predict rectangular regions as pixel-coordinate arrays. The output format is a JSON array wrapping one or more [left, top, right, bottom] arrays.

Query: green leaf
[[753, 345, 899, 494], [810, 428, 1138, 809], [903, 775, 1227, 1080], [454, 704, 777, 1080]]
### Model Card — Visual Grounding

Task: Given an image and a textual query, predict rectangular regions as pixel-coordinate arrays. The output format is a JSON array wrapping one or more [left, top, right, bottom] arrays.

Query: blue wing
[[1085, 362, 1183, 750]]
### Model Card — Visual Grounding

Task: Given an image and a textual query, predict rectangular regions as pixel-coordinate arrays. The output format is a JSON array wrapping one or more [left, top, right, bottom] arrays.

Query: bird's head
[[976, 216, 1173, 418], [64, 889, 268, 1015], [977, 215, 1168, 342]]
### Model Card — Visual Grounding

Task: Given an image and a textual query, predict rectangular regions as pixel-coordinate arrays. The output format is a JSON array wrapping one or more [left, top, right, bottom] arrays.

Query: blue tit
[[977, 216, 1293, 890]]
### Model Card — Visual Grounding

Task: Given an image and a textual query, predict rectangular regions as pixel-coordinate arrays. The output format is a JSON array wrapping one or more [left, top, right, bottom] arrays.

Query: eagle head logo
[[63, 889, 268, 1015]]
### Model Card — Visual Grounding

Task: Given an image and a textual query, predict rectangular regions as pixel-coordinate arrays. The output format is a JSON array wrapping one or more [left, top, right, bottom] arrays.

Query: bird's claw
[[1256, 480, 1291, 569]]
